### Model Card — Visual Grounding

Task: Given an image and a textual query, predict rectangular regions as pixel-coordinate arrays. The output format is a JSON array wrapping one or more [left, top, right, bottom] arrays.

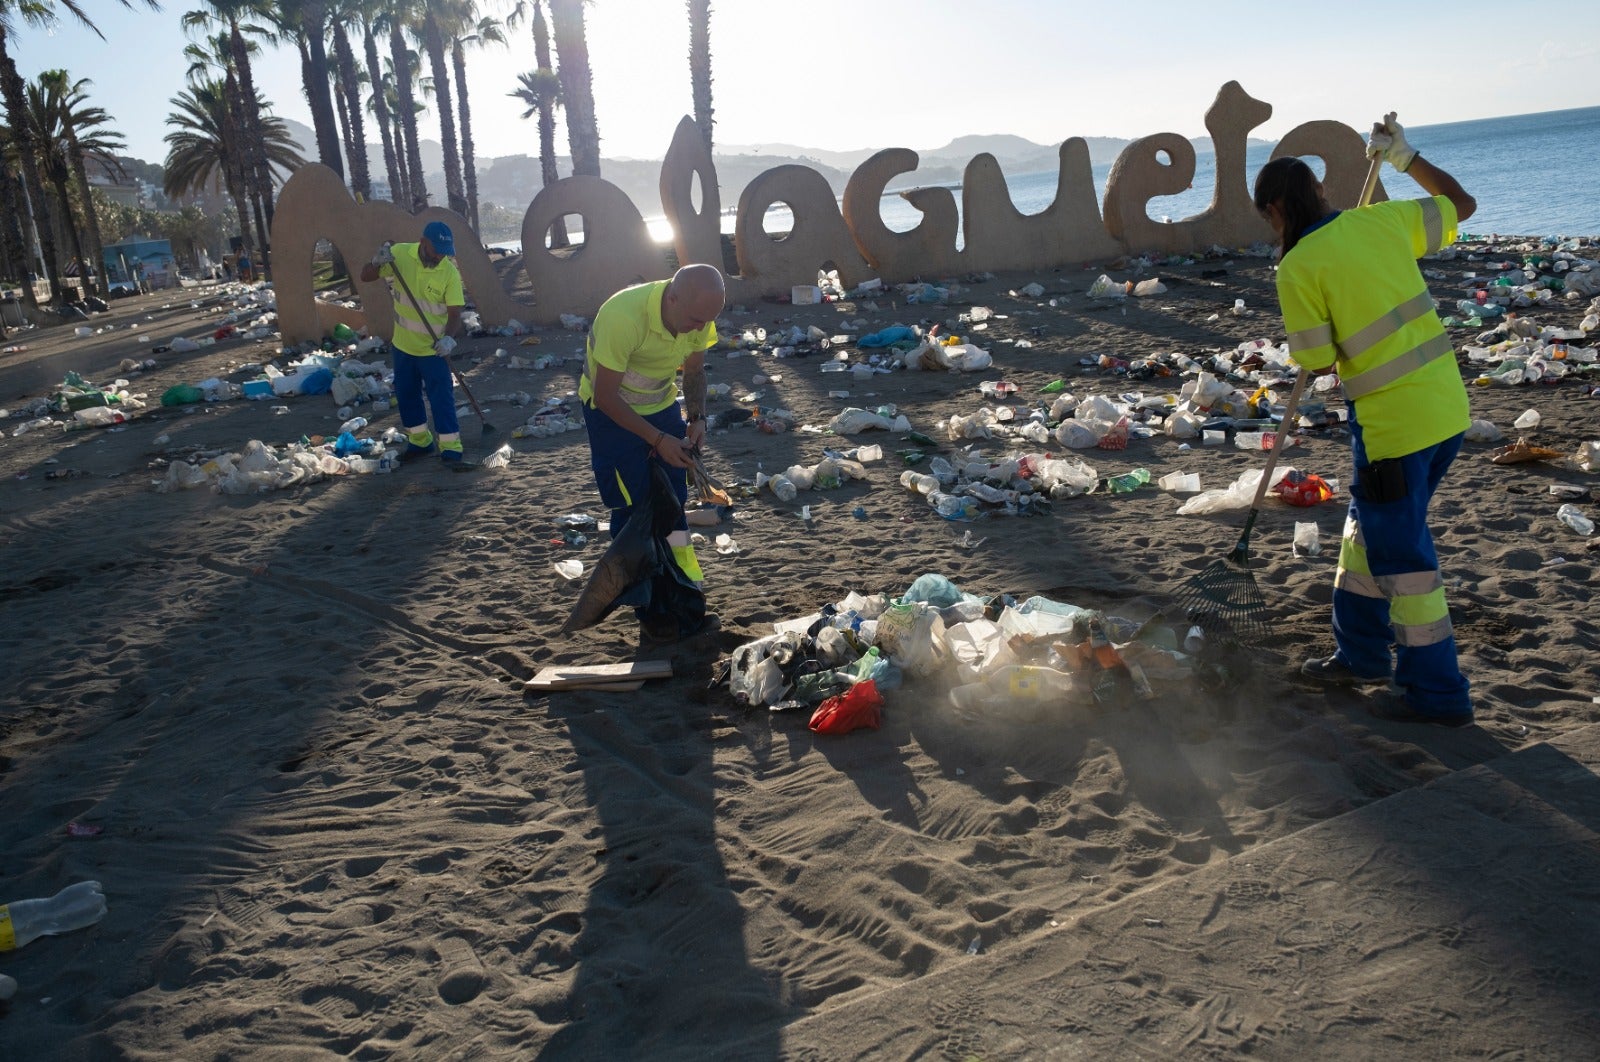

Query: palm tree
[[416, 4, 465, 217], [687, 0, 712, 154], [371, 49, 430, 210], [163, 79, 305, 246], [184, 2, 277, 274], [31, 70, 127, 298], [547, 0, 599, 177], [385, 0, 428, 210], [329, 6, 371, 200], [356, 0, 400, 202], [0, 0, 160, 308], [270, 0, 343, 177], [509, 66, 564, 246], [449, 5, 505, 234], [181, 26, 271, 268]]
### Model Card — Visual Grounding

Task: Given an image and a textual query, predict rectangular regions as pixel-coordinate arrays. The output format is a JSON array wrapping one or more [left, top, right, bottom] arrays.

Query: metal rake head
[[1173, 556, 1269, 646]]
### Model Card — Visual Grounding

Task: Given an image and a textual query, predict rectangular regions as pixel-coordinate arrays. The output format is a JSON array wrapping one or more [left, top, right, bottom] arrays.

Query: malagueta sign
[[271, 81, 1384, 343]]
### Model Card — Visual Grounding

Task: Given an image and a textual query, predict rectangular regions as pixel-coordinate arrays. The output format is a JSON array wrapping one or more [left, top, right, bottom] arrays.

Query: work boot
[[396, 438, 437, 465], [1300, 654, 1388, 686]]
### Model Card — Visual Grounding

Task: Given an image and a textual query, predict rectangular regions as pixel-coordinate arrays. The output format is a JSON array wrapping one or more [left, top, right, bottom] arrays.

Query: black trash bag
[[563, 460, 705, 635]]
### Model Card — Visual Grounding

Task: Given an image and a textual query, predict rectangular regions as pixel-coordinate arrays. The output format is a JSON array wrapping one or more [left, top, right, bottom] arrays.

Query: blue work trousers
[[392, 347, 459, 436], [1334, 413, 1471, 715], [582, 401, 689, 539]]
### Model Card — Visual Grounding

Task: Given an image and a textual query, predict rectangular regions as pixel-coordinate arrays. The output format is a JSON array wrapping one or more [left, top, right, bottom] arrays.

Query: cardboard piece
[[523, 660, 673, 692]]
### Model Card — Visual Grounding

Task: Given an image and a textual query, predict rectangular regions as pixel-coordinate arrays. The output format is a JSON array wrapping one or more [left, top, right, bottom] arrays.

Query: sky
[[11, 0, 1600, 168]]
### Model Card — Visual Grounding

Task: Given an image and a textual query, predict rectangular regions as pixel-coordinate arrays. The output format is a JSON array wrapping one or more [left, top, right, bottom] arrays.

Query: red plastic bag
[[1276, 469, 1335, 507], [809, 680, 884, 735]]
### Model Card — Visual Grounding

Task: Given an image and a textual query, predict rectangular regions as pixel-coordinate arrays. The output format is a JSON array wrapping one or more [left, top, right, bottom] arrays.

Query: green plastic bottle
[[1105, 468, 1150, 493]]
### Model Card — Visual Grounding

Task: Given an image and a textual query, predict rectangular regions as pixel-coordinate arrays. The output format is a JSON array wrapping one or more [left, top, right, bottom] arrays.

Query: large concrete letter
[[1273, 119, 1388, 209], [520, 176, 668, 322], [272, 163, 531, 343], [660, 115, 724, 272], [1103, 81, 1275, 255], [843, 149, 961, 281], [961, 138, 1121, 270], [733, 164, 871, 297]]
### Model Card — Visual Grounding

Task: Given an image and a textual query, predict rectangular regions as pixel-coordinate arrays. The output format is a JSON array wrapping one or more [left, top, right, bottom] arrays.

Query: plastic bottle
[[340, 415, 369, 434], [1, 881, 107, 951], [1104, 468, 1151, 493], [929, 492, 977, 520], [900, 470, 939, 495], [1557, 504, 1595, 536], [769, 473, 797, 502]]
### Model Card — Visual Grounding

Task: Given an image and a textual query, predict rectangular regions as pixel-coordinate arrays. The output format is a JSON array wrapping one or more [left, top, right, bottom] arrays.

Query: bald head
[[662, 263, 725, 336]]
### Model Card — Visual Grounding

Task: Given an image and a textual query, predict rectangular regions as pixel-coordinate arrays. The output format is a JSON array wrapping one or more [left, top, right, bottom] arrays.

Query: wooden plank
[[523, 660, 672, 690]]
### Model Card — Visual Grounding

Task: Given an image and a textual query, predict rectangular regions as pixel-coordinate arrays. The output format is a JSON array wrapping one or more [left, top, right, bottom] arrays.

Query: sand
[[1, 242, 1598, 1059]]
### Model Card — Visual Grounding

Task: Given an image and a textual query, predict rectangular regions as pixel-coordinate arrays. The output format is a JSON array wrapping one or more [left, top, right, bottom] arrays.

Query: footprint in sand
[[435, 936, 487, 1004]]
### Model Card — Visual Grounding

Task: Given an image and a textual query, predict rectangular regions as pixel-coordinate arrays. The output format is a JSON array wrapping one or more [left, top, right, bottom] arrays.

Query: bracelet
[[687, 413, 706, 424], [652, 429, 666, 452]]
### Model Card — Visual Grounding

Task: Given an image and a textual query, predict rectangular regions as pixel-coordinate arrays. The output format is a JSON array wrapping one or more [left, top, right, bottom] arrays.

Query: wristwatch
[[687, 413, 706, 424]]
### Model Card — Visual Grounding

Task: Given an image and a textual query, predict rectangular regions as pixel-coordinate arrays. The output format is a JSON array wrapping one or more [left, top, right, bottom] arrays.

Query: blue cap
[[423, 220, 455, 256]]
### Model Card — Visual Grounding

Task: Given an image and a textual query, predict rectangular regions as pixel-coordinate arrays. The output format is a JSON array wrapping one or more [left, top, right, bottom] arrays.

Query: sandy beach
[[2, 242, 1598, 1059]]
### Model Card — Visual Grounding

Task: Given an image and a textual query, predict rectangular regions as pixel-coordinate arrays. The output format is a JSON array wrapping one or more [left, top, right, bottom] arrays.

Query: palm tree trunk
[[532, 1, 567, 247], [333, 79, 356, 186], [68, 141, 108, 299], [299, 10, 345, 177], [688, 0, 714, 154], [50, 171, 90, 301], [0, 31, 63, 308], [390, 23, 428, 210], [362, 23, 401, 202], [333, 22, 371, 201], [229, 23, 275, 266], [451, 39, 479, 233], [391, 111, 411, 205], [222, 68, 267, 261], [0, 164, 27, 311], [548, 0, 601, 177], [422, 13, 466, 217]]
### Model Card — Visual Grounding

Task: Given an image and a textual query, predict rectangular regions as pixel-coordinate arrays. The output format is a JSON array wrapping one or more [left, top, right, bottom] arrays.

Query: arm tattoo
[[682, 365, 707, 421]]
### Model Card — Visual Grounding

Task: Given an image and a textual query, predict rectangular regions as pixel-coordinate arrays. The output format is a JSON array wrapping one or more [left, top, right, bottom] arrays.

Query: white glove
[[433, 335, 457, 357], [1367, 112, 1417, 173], [370, 241, 395, 267]]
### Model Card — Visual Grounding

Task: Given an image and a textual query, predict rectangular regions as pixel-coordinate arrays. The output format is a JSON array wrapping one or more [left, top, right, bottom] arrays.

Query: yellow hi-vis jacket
[[378, 243, 463, 358], [1275, 195, 1470, 461]]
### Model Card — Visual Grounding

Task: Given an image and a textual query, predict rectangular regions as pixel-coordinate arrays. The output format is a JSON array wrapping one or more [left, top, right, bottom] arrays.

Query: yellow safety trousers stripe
[[613, 471, 702, 582], [1334, 519, 1453, 646]]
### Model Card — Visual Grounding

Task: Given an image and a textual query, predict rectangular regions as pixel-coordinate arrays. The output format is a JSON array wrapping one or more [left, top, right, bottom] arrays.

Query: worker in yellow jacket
[[1254, 114, 1476, 727]]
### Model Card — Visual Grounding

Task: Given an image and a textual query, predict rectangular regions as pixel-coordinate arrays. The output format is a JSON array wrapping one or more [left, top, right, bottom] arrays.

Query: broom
[[1174, 155, 1383, 643]]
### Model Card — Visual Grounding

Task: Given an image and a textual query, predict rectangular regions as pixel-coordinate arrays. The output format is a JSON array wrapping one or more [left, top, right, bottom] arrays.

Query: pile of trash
[[1460, 295, 1600, 387], [154, 436, 398, 495], [719, 574, 1219, 728]]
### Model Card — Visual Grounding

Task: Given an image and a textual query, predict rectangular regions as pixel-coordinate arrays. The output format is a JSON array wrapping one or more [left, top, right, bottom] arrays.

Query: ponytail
[[1253, 157, 1330, 257]]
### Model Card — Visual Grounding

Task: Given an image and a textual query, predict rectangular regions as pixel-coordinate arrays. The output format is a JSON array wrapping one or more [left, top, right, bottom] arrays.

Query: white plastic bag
[[874, 601, 946, 677]]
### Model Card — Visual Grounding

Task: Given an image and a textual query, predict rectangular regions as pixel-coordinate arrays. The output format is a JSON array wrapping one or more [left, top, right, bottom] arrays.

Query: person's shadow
[[538, 676, 784, 1059]]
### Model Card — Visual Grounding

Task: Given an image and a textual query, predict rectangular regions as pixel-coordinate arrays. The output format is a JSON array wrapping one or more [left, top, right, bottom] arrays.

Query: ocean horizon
[[497, 104, 1600, 251]]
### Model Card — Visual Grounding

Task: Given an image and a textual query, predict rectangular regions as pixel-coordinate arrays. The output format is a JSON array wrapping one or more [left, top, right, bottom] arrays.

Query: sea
[[514, 105, 1600, 250]]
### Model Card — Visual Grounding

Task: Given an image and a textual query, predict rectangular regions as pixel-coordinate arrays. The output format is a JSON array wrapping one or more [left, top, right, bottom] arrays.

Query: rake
[[387, 259, 497, 436], [1174, 155, 1382, 644]]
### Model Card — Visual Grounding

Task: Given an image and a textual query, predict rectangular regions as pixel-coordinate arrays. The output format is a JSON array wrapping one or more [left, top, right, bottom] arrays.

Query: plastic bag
[[874, 601, 946, 676], [1275, 469, 1335, 506], [563, 461, 705, 635], [809, 680, 884, 735]]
